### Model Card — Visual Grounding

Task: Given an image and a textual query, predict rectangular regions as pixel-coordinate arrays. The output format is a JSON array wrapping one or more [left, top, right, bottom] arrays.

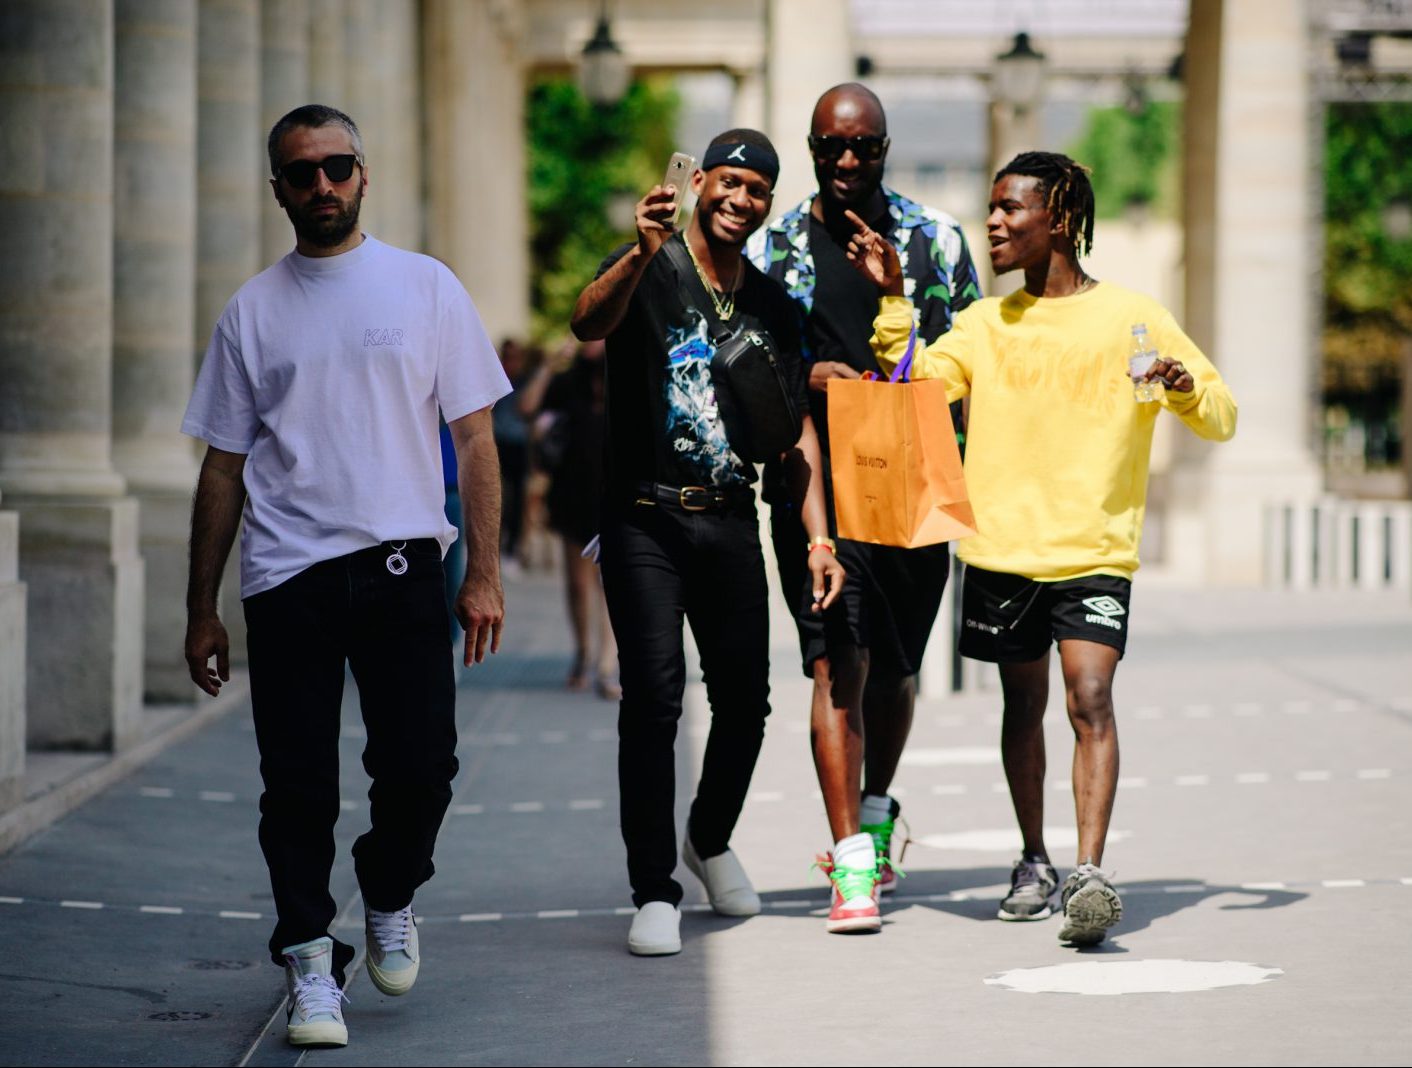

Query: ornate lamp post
[[579, 1, 630, 107]]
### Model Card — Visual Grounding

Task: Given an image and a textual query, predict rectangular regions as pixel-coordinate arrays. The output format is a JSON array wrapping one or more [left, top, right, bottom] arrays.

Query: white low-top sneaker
[[627, 901, 682, 956], [682, 837, 761, 917], [365, 903, 420, 996], [282, 937, 349, 1048]]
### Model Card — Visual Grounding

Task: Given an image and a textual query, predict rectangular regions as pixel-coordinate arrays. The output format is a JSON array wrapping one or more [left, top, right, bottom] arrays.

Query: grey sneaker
[[365, 903, 420, 996], [1058, 863, 1123, 945], [998, 857, 1060, 921], [282, 937, 349, 1048]]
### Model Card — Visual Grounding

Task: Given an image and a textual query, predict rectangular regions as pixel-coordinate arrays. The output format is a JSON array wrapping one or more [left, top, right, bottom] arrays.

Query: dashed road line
[[139, 905, 184, 915]]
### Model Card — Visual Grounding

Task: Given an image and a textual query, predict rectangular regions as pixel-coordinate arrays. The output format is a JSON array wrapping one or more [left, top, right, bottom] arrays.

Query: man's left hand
[[455, 577, 504, 666], [808, 549, 846, 612], [1146, 357, 1194, 393]]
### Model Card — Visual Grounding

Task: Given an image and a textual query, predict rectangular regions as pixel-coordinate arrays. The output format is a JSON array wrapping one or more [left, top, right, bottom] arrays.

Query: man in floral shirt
[[747, 83, 980, 933]]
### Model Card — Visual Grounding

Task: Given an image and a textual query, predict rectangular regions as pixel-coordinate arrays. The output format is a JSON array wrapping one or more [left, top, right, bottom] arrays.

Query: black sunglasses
[[276, 154, 361, 189], [808, 135, 889, 162]]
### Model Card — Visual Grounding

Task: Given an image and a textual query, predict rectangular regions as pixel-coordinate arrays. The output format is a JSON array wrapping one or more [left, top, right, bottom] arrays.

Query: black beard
[[288, 192, 362, 248]]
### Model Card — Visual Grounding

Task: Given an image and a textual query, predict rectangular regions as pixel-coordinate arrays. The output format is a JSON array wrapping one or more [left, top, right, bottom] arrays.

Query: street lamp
[[993, 31, 1047, 115], [579, 2, 630, 107]]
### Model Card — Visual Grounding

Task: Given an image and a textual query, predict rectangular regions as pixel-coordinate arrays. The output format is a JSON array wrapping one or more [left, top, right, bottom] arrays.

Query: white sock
[[859, 793, 893, 826], [833, 832, 877, 871]]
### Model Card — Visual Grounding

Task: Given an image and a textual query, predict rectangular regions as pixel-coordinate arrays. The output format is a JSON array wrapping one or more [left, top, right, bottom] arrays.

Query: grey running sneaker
[[998, 857, 1060, 921], [1058, 863, 1123, 945]]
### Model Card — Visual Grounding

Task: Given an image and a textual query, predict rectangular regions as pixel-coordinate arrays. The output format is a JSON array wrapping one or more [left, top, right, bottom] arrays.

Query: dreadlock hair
[[995, 151, 1095, 258]]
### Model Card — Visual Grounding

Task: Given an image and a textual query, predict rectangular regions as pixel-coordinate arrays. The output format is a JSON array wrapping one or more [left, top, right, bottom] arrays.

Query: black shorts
[[769, 503, 949, 680], [958, 565, 1131, 663]]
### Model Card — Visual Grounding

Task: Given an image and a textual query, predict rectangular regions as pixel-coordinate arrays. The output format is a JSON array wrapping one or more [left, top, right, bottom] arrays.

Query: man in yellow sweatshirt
[[844, 151, 1237, 945]]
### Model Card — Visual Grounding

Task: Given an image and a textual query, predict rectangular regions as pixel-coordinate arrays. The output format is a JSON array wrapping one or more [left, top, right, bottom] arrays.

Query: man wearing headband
[[181, 105, 510, 1047], [747, 84, 981, 932], [572, 129, 844, 956]]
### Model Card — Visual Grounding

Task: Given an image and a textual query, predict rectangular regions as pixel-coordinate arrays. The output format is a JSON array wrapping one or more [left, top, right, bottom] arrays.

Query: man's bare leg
[[998, 653, 1051, 859], [811, 646, 868, 842], [859, 674, 915, 798], [1057, 639, 1120, 865]]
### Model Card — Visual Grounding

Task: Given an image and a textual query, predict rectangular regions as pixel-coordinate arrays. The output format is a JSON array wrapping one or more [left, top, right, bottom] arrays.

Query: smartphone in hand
[[661, 152, 696, 229]]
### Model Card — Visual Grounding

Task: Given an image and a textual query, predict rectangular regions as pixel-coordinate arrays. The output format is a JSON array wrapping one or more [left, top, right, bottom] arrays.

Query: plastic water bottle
[[1129, 323, 1161, 403]]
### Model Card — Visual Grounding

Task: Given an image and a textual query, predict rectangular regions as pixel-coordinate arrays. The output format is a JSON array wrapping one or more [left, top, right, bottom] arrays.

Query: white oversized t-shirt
[[181, 236, 511, 598]]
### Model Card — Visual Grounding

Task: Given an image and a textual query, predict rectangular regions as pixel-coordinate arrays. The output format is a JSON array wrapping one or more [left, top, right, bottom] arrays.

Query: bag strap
[[888, 325, 917, 384], [660, 237, 734, 343]]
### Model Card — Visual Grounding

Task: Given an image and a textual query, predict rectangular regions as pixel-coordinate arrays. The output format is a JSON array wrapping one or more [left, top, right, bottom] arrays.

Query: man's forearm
[[187, 457, 246, 617], [571, 245, 648, 340], [456, 424, 502, 584]]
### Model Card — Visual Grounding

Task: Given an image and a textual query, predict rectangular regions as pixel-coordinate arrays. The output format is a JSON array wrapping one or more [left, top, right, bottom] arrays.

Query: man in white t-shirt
[[181, 105, 511, 1050]]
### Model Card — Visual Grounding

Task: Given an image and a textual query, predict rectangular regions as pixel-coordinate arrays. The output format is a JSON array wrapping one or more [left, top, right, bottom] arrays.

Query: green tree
[[526, 77, 680, 340], [1066, 100, 1182, 219], [1322, 102, 1412, 474]]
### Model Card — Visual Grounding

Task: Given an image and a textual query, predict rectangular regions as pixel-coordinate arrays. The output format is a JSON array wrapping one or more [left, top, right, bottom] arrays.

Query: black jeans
[[243, 539, 458, 966], [599, 500, 772, 907]]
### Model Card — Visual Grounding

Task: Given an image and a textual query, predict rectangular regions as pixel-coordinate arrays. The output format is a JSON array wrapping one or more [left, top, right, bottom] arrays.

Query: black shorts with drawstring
[[957, 564, 1132, 663]]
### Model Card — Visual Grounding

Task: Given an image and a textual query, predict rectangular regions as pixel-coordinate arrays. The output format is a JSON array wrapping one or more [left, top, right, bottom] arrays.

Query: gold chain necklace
[[684, 239, 741, 321]]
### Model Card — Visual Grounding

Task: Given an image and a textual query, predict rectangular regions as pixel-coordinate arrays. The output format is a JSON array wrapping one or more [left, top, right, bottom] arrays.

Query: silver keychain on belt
[[386, 541, 409, 575]]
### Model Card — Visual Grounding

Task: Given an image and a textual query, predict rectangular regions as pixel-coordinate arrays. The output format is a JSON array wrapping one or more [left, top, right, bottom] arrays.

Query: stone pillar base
[[15, 497, 144, 751], [133, 487, 198, 702], [0, 511, 25, 812]]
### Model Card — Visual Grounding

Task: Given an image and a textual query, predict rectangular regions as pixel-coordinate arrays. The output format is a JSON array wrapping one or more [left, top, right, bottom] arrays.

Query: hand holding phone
[[660, 152, 696, 230]]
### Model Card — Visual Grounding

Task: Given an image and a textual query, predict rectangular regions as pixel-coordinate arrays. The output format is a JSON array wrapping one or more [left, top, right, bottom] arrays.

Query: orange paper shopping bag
[[826, 375, 977, 548]]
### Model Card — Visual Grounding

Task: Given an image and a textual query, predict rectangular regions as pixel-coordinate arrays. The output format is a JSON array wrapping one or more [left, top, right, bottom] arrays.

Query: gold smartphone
[[661, 152, 696, 229]]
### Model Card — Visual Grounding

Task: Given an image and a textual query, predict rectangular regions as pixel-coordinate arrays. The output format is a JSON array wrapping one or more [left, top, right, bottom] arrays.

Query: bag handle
[[660, 237, 734, 343], [887, 326, 917, 384]]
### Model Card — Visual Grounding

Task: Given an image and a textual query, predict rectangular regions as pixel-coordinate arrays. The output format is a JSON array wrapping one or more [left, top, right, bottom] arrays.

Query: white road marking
[[1236, 772, 1271, 784], [614, 907, 637, 915], [199, 791, 236, 803], [1295, 770, 1332, 782], [985, 959, 1282, 996], [1401, 878, 1412, 886], [891, 786, 909, 797], [140, 905, 183, 915], [536, 909, 579, 919], [1134, 706, 1164, 720], [139, 787, 174, 798], [451, 804, 484, 815], [900, 747, 1000, 766], [1117, 777, 1148, 789], [459, 913, 502, 922], [934, 714, 967, 727], [568, 799, 604, 811], [1163, 885, 1203, 893], [1322, 879, 1366, 888], [1356, 768, 1392, 780], [510, 801, 545, 813], [1241, 882, 1287, 891], [588, 728, 616, 742], [1175, 775, 1210, 786], [1052, 780, 1072, 791], [991, 782, 1010, 793], [60, 900, 103, 910], [0, 896, 23, 905], [219, 910, 262, 920], [916, 827, 1132, 853], [339, 800, 357, 811]]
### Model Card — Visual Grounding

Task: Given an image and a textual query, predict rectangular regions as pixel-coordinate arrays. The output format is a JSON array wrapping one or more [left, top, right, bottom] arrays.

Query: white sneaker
[[627, 901, 682, 956], [682, 837, 761, 917], [282, 937, 349, 1048], [364, 902, 420, 996]]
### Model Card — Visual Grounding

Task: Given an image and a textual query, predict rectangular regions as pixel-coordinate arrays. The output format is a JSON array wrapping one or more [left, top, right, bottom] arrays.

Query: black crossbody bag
[[660, 239, 803, 462]]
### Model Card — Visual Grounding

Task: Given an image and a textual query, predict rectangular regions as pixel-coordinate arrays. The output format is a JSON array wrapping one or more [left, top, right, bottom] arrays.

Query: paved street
[[2, 564, 1410, 1066]]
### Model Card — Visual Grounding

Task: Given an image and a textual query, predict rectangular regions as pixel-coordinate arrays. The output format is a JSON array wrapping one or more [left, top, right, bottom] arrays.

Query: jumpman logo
[[727, 145, 746, 162]]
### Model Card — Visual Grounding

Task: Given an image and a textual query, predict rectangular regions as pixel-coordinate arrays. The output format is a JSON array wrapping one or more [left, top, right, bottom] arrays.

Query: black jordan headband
[[701, 141, 779, 185]]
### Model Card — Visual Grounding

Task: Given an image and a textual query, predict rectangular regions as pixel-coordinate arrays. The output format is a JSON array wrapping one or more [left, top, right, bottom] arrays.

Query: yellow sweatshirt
[[871, 284, 1237, 581]]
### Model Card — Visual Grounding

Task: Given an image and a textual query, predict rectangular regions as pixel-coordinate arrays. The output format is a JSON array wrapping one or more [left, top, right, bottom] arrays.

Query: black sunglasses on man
[[276, 154, 362, 189], [807, 135, 889, 162]]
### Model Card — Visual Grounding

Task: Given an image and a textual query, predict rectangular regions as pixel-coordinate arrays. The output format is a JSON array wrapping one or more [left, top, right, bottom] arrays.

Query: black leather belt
[[634, 481, 754, 513]]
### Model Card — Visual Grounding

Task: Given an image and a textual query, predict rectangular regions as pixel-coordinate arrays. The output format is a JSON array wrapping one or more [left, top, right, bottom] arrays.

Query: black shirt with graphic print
[[598, 232, 809, 508]]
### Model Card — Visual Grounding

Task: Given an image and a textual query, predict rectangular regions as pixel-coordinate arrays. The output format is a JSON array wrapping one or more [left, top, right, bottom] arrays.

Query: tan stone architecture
[[1, 0, 1389, 822]]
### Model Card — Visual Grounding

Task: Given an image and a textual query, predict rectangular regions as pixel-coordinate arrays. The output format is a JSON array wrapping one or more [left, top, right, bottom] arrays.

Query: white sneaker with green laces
[[282, 937, 349, 1048], [365, 903, 420, 996]]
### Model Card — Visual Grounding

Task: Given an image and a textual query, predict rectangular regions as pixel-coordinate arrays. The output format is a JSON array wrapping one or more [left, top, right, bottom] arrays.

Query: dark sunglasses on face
[[808, 134, 889, 162], [276, 154, 361, 189]]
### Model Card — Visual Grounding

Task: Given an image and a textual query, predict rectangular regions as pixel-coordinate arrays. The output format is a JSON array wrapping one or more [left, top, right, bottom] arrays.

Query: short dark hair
[[267, 104, 363, 176], [995, 151, 1095, 257]]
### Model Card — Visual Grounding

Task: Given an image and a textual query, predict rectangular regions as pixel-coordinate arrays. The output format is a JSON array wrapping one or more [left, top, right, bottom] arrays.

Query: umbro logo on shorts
[[1082, 595, 1125, 631]]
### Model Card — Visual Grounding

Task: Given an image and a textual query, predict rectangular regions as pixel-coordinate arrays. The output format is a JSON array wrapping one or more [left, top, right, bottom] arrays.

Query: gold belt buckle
[[678, 486, 711, 512]]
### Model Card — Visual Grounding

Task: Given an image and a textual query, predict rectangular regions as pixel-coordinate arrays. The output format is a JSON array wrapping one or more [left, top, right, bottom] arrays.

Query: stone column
[[731, 66, 767, 132], [306, 0, 347, 106], [423, 0, 528, 341], [260, 0, 308, 266], [0, 493, 24, 810], [356, 0, 422, 252], [113, 0, 200, 703], [0, 0, 146, 751], [1168, 0, 1321, 584], [765, 0, 852, 212], [197, 0, 260, 657]]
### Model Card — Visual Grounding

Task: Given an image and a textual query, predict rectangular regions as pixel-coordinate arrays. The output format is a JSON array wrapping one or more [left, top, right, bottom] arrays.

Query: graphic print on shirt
[[663, 307, 746, 485]]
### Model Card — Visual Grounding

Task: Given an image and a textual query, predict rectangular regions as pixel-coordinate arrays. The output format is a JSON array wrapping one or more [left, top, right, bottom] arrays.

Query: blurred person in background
[[521, 339, 619, 697], [493, 337, 533, 576]]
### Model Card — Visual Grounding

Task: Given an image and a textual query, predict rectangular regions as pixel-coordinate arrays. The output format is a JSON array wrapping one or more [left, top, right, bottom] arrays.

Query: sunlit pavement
[[2, 565, 1409, 1066]]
